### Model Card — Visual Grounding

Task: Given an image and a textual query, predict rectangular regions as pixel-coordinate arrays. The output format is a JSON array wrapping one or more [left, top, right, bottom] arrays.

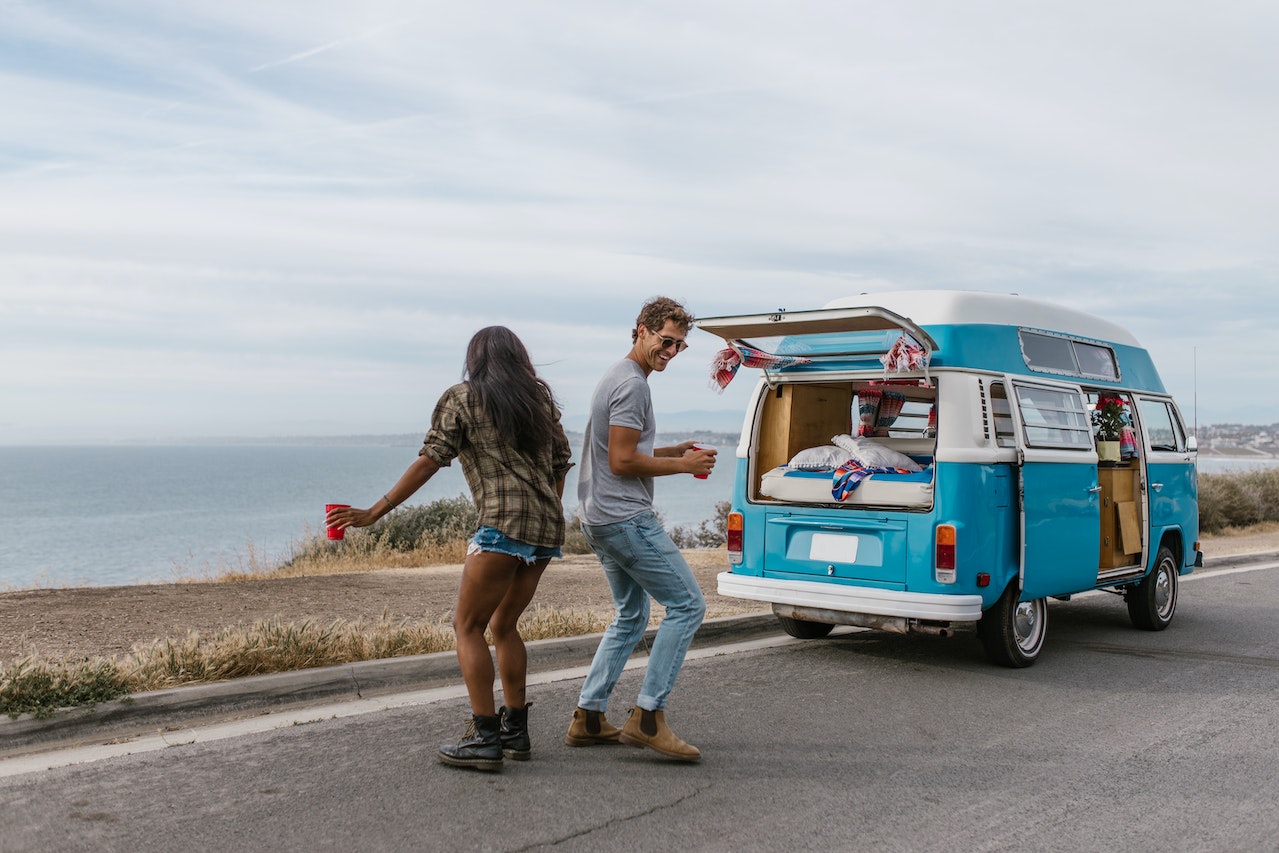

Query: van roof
[[821, 291, 1141, 347]]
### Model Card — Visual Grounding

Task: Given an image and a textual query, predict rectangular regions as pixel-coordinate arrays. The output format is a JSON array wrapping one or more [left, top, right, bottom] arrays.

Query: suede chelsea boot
[[438, 714, 503, 771], [619, 707, 701, 762], [564, 707, 622, 747]]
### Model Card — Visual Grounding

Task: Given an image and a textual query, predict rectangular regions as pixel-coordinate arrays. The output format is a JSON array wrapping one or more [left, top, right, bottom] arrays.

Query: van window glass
[[853, 381, 936, 438], [988, 382, 1016, 447], [1073, 341, 1118, 380], [734, 330, 900, 359], [1013, 384, 1092, 449], [1020, 330, 1118, 380], [1020, 332, 1076, 373], [1138, 398, 1186, 452], [887, 398, 934, 437]]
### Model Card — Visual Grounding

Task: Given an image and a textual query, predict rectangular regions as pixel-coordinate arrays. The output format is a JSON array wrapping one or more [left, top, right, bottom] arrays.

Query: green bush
[[281, 495, 480, 568], [369, 495, 479, 551], [669, 501, 731, 549], [1198, 468, 1279, 533], [561, 511, 593, 555]]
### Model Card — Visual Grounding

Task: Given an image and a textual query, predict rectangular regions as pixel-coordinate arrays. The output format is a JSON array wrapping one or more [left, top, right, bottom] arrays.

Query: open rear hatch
[[696, 306, 939, 365]]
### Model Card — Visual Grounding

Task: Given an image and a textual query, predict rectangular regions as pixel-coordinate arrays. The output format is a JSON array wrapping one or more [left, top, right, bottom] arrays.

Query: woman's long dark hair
[[463, 326, 559, 459]]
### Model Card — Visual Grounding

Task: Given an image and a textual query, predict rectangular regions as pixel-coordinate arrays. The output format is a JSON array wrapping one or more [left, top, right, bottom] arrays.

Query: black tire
[[776, 615, 835, 639], [1126, 544, 1179, 631], [977, 581, 1047, 667]]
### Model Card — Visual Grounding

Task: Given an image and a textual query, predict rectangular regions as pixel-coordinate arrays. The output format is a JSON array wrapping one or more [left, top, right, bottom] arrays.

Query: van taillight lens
[[935, 524, 956, 584], [727, 512, 744, 565]]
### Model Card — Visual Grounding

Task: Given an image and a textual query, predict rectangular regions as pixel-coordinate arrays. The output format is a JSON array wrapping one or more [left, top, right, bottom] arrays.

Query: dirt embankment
[[0, 551, 755, 662], [4, 531, 1276, 664]]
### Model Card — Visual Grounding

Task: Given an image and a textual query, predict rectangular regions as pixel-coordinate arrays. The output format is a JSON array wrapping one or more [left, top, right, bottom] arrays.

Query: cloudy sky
[[2, 1, 1276, 444]]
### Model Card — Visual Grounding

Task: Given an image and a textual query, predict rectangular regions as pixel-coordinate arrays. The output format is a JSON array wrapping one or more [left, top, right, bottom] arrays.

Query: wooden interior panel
[[753, 383, 853, 497]]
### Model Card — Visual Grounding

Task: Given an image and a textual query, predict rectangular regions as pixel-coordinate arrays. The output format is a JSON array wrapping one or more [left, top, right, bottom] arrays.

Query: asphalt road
[[4, 557, 1278, 852]]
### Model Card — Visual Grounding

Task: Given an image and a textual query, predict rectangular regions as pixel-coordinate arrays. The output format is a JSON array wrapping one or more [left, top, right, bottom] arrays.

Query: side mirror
[[1186, 436, 1198, 452]]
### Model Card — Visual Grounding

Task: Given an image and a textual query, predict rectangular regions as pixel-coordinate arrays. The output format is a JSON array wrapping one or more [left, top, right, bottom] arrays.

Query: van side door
[[1007, 380, 1102, 598], [1135, 396, 1198, 572]]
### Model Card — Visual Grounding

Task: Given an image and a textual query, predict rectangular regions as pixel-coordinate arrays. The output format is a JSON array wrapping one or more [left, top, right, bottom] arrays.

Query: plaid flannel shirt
[[419, 383, 573, 548]]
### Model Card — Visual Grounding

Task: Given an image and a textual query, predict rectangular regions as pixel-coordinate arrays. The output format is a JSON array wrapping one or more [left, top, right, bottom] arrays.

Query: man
[[564, 296, 716, 762]]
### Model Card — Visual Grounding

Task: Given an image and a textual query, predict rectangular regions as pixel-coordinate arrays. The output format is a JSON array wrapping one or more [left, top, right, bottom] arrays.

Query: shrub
[[561, 512, 592, 555], [669, 501, 730, 549], [1238, 469, 1279, 524], [1197, 468, 1279, 533], [371, 496, 480, 550], [1199, 473, 1260, 533], [267, 495, 480, 577]]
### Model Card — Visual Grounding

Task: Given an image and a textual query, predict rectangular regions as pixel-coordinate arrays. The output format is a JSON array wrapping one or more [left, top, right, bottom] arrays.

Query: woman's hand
[[325, 505, 379, 531], [325, 455, 440, 533]]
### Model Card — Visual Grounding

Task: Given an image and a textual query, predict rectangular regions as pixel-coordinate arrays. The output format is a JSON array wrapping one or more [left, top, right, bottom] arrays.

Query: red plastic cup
[[325, 504, 350, 540], [693, 443, 716, 480]]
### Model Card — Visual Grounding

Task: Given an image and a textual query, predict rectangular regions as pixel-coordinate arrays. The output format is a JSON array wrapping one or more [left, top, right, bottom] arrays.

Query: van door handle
[[1150, 482, 1164, 492], [1088, 485, 1103, 493]]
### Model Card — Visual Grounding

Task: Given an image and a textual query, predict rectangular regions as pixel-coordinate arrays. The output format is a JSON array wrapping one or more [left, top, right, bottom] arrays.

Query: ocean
[[0, 444, 733, 590], [1, 446, 1272, 591]]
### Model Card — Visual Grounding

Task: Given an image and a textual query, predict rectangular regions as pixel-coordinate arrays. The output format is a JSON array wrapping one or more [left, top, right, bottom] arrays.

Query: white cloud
[[2, 1, 1277, 442]]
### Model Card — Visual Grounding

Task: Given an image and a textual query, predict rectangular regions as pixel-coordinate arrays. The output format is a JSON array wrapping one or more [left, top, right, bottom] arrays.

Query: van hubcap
[[1014, 601, 1042, 651], [1154, 566, 1174, 617]]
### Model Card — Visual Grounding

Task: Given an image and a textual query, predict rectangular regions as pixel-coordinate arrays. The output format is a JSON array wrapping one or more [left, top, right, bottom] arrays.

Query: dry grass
[[203, 539, 471, 582], [2, 604, 617, 719], [1200, 520, 1279, 545]]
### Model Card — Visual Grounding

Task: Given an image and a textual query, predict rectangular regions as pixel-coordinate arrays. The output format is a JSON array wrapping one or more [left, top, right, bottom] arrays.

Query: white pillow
[[786, 445, 851, 470], [831, 434, 923, 472]]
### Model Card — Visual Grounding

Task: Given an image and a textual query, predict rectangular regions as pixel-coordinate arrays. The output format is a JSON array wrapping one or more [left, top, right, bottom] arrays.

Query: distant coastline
[[99, 430, 744, 449], [1197, 449, 1278, 459]]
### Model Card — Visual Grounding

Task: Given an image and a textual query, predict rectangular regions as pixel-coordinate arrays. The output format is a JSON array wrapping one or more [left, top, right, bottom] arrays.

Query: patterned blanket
[[710, 344, 812, 391], [832, 459, 916, 501]]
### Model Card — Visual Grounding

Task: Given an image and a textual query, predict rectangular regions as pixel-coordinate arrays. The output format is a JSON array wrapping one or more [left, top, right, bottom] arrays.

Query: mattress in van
[[758, 465, 934, 508]]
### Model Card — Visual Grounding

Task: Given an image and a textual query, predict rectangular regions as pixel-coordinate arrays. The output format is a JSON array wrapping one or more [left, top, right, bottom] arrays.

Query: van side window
[[1073, 342, 1119, 380], [1137, 398, 1186, 452], [988, 381, 1016, 447], [1019, 330, 1119, 380], [1012, 383, 1092, 449]]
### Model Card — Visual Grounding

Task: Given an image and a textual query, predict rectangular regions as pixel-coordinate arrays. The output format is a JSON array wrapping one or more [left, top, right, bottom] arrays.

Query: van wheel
[[777, 615, 835, 639], [1126, 545, 1178, 631], [977, 583, 1047, 668]]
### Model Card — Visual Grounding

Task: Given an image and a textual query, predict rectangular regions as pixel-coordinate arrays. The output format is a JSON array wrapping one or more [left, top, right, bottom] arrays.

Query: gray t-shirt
[[577, 358, 655, 526]]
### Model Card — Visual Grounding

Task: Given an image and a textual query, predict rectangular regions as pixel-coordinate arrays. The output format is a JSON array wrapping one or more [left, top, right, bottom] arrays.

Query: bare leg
[[452, 551, 522, 716], [488, 557, 550, 709]]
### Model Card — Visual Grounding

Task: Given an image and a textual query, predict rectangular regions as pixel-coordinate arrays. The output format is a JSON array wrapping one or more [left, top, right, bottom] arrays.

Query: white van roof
[[821, 291, 1141, 347]]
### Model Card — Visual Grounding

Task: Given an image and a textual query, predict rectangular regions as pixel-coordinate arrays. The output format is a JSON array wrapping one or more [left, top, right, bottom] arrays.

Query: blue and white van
[[698, 291, 1200, 666]]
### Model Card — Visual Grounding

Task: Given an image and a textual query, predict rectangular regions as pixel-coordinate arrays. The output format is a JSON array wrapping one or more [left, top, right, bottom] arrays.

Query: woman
[[326, 326, 573, 772]]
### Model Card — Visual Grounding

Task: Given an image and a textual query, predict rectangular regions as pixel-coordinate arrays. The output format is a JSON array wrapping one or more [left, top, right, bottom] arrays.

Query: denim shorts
[[467, 526, 563, 564]]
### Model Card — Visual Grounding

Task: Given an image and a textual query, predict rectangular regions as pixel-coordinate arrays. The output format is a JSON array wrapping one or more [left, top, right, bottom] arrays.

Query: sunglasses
[[649, 328, 688, 353]]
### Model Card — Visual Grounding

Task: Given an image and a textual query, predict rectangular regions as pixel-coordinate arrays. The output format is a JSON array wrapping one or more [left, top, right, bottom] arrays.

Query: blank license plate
[[809, 533, 859, 564]]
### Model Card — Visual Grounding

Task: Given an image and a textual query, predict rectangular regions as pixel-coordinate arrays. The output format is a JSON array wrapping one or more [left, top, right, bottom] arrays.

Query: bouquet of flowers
[[1092, 393, 1128, 441]]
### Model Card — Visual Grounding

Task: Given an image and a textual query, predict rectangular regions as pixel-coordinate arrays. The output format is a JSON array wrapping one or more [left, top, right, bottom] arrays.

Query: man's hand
[[681, 444, 717, 478]]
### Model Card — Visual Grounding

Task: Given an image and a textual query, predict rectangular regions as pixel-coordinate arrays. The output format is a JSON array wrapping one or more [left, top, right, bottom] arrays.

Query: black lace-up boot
[[498, 702, 532, 761], [438, 714, 503, 771]]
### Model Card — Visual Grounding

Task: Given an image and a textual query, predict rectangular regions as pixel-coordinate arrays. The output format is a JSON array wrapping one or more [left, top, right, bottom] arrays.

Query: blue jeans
[[576, 511, 706, 712]]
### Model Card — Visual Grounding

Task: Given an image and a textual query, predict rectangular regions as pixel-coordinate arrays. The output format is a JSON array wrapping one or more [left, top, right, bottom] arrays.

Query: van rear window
[[1019, 330, 1119, 380]]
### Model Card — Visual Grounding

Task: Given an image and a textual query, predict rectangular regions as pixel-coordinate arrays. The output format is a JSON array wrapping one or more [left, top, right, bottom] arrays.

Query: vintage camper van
[[698, 291, 1200, 667]]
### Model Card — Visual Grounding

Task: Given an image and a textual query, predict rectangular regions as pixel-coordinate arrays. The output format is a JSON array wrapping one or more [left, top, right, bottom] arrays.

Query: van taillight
[[727, 512, 744, 565], [935, 524, 956, 584]]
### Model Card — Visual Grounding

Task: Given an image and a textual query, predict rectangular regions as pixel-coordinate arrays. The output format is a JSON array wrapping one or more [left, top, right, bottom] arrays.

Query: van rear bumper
[[717, 571, 984, 622]]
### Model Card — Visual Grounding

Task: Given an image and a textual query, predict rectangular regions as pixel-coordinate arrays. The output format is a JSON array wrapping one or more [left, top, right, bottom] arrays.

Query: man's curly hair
[[632, 296, 694, 342]]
